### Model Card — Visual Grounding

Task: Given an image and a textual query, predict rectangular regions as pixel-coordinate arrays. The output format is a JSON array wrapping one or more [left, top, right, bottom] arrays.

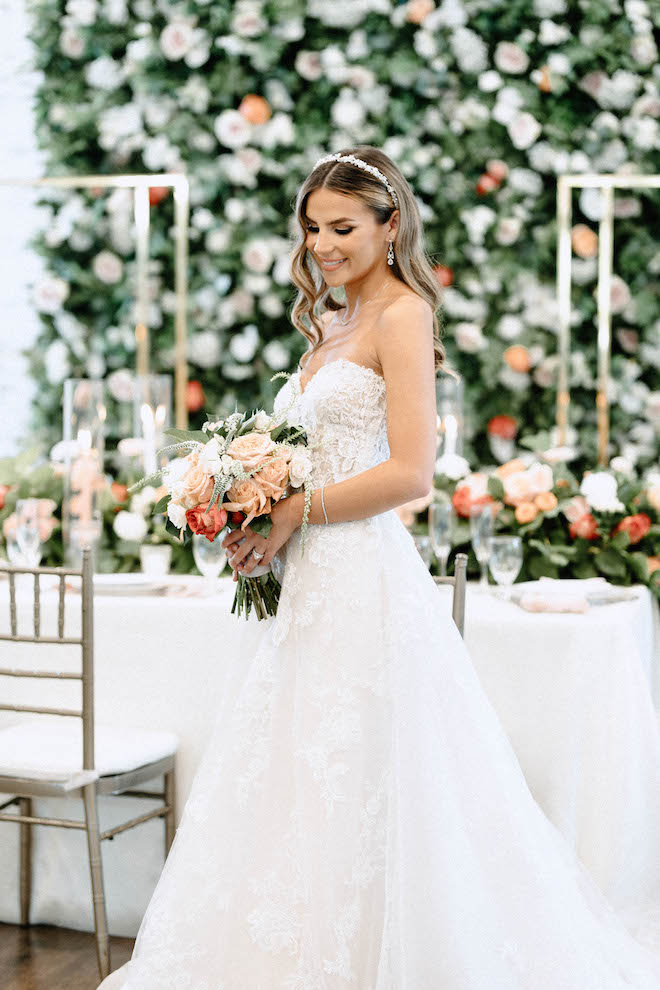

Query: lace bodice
[[273, 358, 390, 488]]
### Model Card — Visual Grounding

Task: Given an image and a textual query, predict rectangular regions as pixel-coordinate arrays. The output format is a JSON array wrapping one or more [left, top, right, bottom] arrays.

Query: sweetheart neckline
[[296, 357, 386, 398]]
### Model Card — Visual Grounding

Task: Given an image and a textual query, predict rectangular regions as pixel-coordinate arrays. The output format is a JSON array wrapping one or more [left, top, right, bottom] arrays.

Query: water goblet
[[429, 501, 454, 577], [487, 535, 523, 600], [192, 532, 228, 595], [413, 533, 433, 569], [469, 503, 494, 588], [15, 499, 43, 567]]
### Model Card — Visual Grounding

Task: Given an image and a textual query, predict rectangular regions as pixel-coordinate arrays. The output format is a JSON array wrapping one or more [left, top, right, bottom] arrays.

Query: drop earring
[[387, 240, 395, 266]]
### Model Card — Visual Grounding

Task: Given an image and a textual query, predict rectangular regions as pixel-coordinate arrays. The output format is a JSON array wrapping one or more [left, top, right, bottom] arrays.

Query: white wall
[[0, 0, 46, 457]]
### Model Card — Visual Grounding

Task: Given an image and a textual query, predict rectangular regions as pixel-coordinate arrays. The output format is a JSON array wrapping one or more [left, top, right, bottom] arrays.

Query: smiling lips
[[319, 258, 347, 269]]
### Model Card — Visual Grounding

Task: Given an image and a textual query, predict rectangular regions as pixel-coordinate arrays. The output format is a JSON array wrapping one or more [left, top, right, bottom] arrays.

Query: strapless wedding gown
[[99, 359, 660, 989]]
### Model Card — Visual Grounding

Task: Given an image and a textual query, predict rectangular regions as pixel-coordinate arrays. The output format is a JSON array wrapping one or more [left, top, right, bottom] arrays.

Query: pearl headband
[[313, 153, 399, 209]]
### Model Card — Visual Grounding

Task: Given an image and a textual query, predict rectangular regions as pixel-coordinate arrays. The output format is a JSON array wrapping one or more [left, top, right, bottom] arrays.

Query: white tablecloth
[[0, 572, 658, 936]]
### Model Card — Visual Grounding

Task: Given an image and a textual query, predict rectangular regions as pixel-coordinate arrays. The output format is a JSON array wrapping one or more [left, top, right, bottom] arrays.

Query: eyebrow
[[305, 216, 357, 225]]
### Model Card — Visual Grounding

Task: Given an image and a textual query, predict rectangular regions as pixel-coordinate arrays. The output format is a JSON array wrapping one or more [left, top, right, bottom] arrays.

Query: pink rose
[[2, 513, 17, 541], [562, 495, 590, 524], [226, 432, 277, 470], [224, 478, 272, 529], [179, 450, 214, 509]]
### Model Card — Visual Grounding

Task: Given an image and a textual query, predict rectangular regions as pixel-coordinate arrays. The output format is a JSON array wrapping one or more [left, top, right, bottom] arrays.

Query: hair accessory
[[313, 153, 399, 209]]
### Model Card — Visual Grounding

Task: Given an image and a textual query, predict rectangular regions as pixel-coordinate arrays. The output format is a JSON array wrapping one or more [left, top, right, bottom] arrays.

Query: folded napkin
[[517, 590, 590, 614]]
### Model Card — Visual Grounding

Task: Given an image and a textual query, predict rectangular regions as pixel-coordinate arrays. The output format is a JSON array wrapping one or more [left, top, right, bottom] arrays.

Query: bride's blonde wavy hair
[[289, 144, 450, 375]]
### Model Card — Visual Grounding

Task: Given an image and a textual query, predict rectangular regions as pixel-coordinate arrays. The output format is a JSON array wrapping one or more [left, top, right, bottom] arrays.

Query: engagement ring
[[251, 549, 265, 561]]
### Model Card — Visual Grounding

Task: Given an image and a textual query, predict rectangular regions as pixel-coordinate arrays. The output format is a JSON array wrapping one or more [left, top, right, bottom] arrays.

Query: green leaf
[[163, 428, 207, 442], [594, 548, 627, 579], [628, 552, 649, 582], [528, 555, 559, 579], [487, 476, 504, 500], [153, 494, 171, 514], [609, 529, 630, 551]]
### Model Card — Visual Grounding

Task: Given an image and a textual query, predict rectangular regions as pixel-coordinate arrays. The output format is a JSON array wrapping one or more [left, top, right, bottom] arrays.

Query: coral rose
[[186, 502, 228, 543], [253, 456, 288, 503], [111, 482, 129, 503], [612, 513, 651, 546], [224, 477, 271, 529], [515, 502, 538, 524], [226, 432, 277, 470], [569, 514, 599, 540], [0, 484, 10, 510], [179, 451, 215, 509], [534, 491, 558, 512], [488, 415, 517, 439]]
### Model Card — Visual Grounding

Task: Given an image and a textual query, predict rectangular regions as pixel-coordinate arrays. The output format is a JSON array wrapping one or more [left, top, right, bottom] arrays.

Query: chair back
[[433, 552, 468, 638], [0, 548, 95, 770]]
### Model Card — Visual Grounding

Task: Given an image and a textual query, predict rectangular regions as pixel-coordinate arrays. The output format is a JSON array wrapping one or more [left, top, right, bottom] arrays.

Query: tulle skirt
[[98, 510, 660, 989]]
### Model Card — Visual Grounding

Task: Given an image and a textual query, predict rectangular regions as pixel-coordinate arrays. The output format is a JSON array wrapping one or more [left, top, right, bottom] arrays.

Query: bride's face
[[304, 188, 393, 285]]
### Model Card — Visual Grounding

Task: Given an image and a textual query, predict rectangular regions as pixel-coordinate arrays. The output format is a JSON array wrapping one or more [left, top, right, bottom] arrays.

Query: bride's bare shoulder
[[380, 289, 432, 321]]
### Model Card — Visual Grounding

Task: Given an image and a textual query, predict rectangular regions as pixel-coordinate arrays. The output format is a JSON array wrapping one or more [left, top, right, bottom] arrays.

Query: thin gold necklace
[[336, 277, 391, 326]]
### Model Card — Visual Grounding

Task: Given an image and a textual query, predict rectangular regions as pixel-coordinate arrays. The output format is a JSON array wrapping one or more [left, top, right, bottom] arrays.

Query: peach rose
[[179, 451, 214, 509], [515, 502, 538, 524], [253, 456, 289, 503], [647, 486, 660, 513], [407, 0, 434, 23], [571, 224, 598, 259], [111, 482, 129, 503], [186, 502, 228, 543], [238, 94, 272, 124], [647, 556, 660, 575], [226, 432, 277, 470], [503, 471, 534, 507], [224, 478, 272, 529], [495, 458, 527, 480], [2, 512, 17, 540], [504, 345, 531, 373], [535, 491, 558, 512]]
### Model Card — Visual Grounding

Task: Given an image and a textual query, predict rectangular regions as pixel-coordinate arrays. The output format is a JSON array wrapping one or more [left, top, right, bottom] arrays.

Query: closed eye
[[306, 225, 353, 236]]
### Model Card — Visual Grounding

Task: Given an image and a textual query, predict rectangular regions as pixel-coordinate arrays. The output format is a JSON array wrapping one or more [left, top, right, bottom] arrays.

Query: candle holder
[[63, 379, 106, 567], [132, 374, 172, 477]]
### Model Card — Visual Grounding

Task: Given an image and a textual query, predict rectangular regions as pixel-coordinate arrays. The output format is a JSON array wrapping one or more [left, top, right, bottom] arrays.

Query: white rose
[[455, 322, 487, 353], [435, 453, 470, 481], [198, 437, 222, 475], [205, 227, 231, 254], [113, 510, 148, 542], [66, 0, 97, 24], [508, 111, 542, 150], [107, 368, 134, 401], [44, 340, 71, 385], [494, 42, 529, 74], [92, 250, 123, 284], [60, 28, 86, 58], [84, 55, 123, 90], [259, 293, 284, 318], [189, 331, 221, 369], [167, 501, 187, 529], [495, 217, 522, 246], [295, 50, 323, 80], [214, 109, 251, 148], [263, 340, 290, 369], [130, 486, 158, 516], [242, 238, 273, 273], [231, 3, 267, 37], [288, 451, 313, 488], [34, 275, 70, 314], [253, 411, 272, 432], [160, 20, 195, 60], [579, 472, 625, 512], [527, 462, 554, 494]]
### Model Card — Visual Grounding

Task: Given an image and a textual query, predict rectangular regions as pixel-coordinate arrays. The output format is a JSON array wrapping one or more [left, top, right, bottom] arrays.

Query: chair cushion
[[0, 718, 178, 784]]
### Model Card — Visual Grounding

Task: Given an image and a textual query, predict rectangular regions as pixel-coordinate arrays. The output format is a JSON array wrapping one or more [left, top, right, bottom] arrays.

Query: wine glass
[[192, 533, 228, 595], [487, 536, 523, 599], [469, 503, 494, 588], [428, 501, 454, 577], [413, 533, 433, 569], [15, 499, 43, 567]]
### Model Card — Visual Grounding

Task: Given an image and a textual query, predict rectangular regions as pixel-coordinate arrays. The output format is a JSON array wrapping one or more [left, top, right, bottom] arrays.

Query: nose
[[310, 229, 333, 255]]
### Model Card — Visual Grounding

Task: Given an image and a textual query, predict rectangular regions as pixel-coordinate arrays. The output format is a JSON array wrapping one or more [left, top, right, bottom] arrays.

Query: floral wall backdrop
[[24, 0, 660, 471]]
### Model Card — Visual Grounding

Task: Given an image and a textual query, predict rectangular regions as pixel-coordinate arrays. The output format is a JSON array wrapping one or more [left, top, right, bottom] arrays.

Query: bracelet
[[320, 484, 329, 524]]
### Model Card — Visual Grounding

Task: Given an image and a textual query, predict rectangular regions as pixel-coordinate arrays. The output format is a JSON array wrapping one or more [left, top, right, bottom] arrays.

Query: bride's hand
[[220, 495, 302, 580]]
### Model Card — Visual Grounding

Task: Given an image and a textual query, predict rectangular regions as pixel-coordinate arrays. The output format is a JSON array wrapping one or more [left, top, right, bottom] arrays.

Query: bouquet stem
[[231, 570, 282, 620]]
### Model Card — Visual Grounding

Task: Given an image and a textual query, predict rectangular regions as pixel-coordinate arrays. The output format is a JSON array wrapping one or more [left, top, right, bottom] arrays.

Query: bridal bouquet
[[128, 373, 314, 619]]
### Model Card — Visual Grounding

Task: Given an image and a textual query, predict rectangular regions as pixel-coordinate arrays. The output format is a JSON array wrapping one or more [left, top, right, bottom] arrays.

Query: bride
[[98, 146, 660, 989]]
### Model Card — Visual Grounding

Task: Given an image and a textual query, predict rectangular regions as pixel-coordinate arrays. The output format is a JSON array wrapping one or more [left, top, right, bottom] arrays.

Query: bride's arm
[[285, 295, 438, 526]]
